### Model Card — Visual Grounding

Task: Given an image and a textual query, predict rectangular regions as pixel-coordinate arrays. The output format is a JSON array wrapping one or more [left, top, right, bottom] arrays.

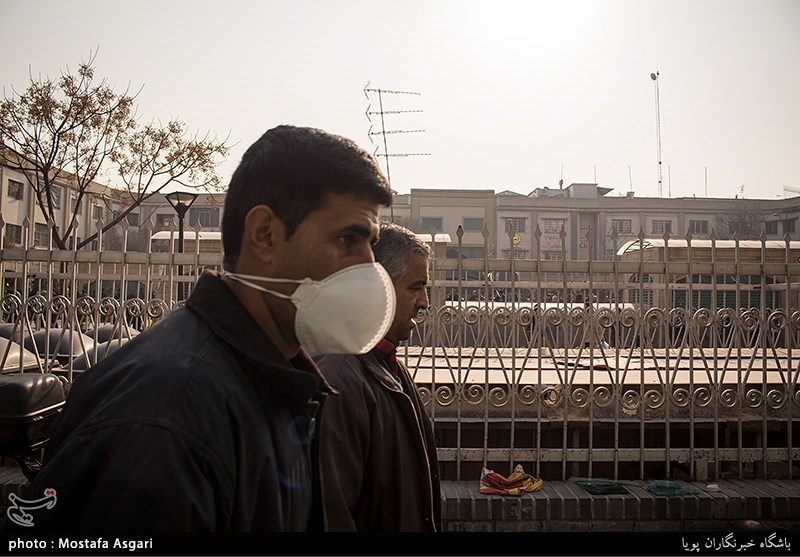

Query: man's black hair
[[221, 125, 393, 269]]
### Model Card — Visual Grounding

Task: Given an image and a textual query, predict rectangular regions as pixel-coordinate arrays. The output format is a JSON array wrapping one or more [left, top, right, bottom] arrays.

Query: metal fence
[[2, 220, 799, 483]]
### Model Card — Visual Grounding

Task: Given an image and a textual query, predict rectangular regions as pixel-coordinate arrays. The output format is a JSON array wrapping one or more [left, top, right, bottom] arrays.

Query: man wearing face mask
[[15, 125, 394, 532], [314, 222, 442, 532]]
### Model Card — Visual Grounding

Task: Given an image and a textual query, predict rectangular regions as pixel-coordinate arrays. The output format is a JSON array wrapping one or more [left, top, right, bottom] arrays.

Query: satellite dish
[[650, 73, 657, 81]]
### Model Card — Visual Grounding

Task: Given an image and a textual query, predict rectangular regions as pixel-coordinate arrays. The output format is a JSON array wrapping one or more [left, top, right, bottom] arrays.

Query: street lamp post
[[650, 71, 663, 198], [165, 191, 199, 300]]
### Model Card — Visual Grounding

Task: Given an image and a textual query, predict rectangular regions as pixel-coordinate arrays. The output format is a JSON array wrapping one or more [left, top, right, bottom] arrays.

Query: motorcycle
[[0, 373, 68, 481]]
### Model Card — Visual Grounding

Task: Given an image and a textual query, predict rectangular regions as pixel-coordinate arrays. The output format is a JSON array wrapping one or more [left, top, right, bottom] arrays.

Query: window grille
[[543, 219, 565, 234]]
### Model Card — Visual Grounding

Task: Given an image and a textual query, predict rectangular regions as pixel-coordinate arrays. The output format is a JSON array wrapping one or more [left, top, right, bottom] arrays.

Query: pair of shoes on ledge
[[480, 464, 543, 495]]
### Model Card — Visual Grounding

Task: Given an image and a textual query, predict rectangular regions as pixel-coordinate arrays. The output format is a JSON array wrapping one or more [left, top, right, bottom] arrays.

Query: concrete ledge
[[440, 479, 800, 532], [3, 466, 800, 533]]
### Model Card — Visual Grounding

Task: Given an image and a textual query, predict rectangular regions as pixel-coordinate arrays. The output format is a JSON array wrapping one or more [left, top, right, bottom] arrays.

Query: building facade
[[3, 160, 800, 261], [384, 183, 800, 261], [0, 161, 225, 252]]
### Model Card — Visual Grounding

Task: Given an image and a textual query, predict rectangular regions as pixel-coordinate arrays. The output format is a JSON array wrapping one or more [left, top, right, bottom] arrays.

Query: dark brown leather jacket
[[314, 351, 441, 532]]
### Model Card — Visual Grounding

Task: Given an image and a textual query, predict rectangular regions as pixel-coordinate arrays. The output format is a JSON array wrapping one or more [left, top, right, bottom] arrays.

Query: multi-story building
[[0, 164, 116, 249], [0, 160, 225, 252], [136, 193, 224, 235], [4, 157, 800, 262], [385, 183, 800, 261]]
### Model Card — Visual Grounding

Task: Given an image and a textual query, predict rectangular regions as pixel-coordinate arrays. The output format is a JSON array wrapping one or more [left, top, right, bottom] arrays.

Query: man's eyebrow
[[340, 223, 376, 240]]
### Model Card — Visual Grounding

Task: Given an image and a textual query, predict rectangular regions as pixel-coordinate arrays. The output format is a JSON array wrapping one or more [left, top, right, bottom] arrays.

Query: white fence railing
[[2, 222, 799, 481]]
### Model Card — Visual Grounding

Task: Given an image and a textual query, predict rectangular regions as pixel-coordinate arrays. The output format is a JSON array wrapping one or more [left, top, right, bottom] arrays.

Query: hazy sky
[[1, 0, 798, 199]]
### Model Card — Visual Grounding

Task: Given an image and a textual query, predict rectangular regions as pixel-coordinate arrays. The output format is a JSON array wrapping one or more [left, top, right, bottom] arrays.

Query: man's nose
[[354, 242, 376, 264], [417, 288, 429, 309]]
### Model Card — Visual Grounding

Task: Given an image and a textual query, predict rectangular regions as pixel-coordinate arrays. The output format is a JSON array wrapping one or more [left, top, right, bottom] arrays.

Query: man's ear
[[242, 205, 283, 265]]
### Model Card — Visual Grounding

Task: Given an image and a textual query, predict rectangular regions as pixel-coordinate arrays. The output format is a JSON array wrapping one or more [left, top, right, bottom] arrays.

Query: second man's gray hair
[[373, 222, 431, 282]]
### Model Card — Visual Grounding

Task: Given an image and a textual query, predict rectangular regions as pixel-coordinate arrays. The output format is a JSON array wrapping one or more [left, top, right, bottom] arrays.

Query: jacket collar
[[370, 338, 398, 363], [358, 350, 403, 392], [186, 270, 336, 399]]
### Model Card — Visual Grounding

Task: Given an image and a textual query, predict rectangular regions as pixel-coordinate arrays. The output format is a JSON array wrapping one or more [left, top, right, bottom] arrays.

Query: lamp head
[[165, 191, 199, 216]]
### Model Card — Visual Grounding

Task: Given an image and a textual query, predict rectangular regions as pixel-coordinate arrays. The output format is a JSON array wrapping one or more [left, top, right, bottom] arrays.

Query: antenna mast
[[628, 165, 633, 192], [363, 82, 430, 222], [651, 71, 663, 198]]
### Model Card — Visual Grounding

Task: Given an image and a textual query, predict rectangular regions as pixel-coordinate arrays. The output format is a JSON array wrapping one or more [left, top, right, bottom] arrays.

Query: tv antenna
[[364, 81, 430, 221]]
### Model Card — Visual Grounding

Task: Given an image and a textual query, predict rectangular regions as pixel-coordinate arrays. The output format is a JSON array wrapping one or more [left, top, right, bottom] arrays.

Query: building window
[[92, 206, 104, 221], [612, 219, 632, 234], [462, 217, 484, 232], [784, 219, 796, 234], [578, 227, 590, 248], [50, 186, 62, 210], [543, 250, 562, 260], [156, 214, 174, 229], [5, 224, 22, 245], [34, 223, 49, 247], [504, 217, 526, 233], [501, 249, 527, 260], [765, 221, 778, 235], [689, 220, 709, 234], [461, 246, 485, 258], [630, 274, 655, 307], [70, 196, 81, 213], [543, 219, 565, 234], [420, 217, 443, 232], [652, 220, 672, 234], [7, 179, 24, 200], [188, 207, 220, 228], [126, 212, 140, 226]]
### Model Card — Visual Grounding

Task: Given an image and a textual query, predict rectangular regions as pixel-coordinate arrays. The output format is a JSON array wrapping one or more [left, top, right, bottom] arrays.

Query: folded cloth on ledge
[[479, 464, 543, 495], [570, 476, 640, 495], [646, 479, 696, 496]]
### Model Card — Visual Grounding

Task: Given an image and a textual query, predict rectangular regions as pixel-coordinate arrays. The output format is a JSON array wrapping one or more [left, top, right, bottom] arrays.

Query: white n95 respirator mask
[[225, 262, 396, 355]]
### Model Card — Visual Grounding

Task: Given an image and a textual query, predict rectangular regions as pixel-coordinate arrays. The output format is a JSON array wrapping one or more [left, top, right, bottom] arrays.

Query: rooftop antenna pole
[[704, 166, 708, 197], [668, 164, 672, 198], [364, 82, 430, 223], [628, 165, 633, 192], [651, 70, 663, 198], [377, 89, 392, 187]]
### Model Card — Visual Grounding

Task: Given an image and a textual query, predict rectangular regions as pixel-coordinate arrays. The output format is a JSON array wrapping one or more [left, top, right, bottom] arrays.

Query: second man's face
[[387, 252, 429, 343]]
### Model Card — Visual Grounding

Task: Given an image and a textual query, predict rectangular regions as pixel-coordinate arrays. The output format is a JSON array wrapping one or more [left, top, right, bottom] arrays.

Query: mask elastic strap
[[224, 272, 305, 285], [224, 272, 294, 300]]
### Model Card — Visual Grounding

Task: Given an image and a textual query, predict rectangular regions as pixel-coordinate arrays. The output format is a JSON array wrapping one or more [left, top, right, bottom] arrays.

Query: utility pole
[[363, 82, 430, 222]]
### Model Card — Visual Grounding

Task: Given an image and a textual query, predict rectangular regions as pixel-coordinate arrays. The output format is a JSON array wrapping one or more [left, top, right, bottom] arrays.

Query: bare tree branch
[[0, 49, 230, 250]]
